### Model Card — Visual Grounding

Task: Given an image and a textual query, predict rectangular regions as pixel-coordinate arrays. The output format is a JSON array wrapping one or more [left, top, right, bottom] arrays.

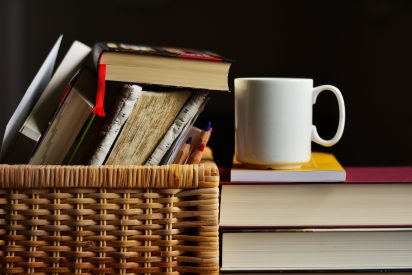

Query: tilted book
[[104, 89, 193, 165], [0, 36, 62, 162], [29, 69, 96, 165], [3, 39, 91, 164], [145, 91, 209, 165], [64, 83, 142, 165]]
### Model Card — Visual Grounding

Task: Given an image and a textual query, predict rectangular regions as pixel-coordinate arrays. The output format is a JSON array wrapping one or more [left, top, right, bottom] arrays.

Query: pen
[[173, 137, 192, 164], [187, 143, 206, 164]]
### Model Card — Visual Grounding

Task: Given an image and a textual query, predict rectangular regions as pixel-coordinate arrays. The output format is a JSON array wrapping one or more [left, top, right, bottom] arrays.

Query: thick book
[[230, 152, 346, 182], [92, 42, 232, 91], [29, 69, 96, 165], [105, 89, 193, 165], [220, 166, 412, 228], [221, 229, 412, 272], [65, 83, 141, 165], [0, 35, 62, 162]]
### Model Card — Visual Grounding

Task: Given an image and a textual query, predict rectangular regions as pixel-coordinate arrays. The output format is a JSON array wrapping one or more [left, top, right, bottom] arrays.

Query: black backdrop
[[1, 0, 411, 167]]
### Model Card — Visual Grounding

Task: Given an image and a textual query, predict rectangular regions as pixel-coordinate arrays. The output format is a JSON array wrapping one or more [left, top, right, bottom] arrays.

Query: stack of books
[[0, 36, 232, 165], [220, 153, 412, 274]]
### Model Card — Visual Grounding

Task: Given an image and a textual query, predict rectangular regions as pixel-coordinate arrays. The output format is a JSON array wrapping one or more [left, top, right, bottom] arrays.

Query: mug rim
[[235, 77, 313, 82]]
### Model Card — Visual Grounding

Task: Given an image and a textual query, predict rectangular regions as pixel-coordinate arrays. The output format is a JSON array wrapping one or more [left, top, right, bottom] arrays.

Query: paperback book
[[231, 152, 346, 182]]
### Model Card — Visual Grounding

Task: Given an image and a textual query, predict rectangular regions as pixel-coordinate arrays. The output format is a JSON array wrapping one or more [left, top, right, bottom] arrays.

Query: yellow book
[[231, 152, 345, 182]]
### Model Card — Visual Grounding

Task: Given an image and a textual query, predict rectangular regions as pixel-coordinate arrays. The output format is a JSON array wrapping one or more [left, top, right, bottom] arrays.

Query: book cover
[[230, 152, 346, 182], [0, 35, 62, 162], [90, 42, 231, 113], [29, 69, 96, 165], [63, 82, 138, 164], [92, 42, 232, 68], [345, 166, 412, 183], [3, 40, 91, 164]]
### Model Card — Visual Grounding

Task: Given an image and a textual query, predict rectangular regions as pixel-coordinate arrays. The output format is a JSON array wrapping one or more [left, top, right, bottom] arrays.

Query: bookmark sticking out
[[93, 63, 107, 117]]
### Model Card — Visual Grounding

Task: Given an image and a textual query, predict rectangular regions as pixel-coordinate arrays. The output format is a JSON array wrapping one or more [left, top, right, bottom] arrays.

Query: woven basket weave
[[0, 159, 219, 274]]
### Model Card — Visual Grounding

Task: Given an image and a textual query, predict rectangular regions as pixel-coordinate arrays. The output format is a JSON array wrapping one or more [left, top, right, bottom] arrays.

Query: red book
[[346, 166, 412, 183]]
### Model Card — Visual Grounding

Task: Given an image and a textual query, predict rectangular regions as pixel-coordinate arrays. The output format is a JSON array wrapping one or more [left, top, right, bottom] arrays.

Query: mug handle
[[311, 85, 346, 147]]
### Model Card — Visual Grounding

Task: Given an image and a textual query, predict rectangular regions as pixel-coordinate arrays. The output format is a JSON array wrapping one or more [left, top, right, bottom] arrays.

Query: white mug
[[234, 78, 345, 169]]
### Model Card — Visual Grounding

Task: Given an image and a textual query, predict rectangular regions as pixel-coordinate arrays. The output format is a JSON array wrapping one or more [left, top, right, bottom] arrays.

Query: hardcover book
[[230, 152, 346, 182], [221, 166, 412, 272], [221, 229, 412, 272], [220, 182, 412, 228], [29, 69, 96, 165], [64, 83, 141, 165], [92, 42, 232, 92]]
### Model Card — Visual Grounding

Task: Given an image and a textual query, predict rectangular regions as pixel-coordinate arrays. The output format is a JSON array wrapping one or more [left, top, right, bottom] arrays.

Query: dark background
[[1, 0, 411, 167]]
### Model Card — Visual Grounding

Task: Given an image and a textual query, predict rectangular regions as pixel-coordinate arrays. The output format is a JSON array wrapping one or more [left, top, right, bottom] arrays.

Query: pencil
[[187, 143, 206, 164], [199, 122, 212, 145], [173, 137, 192, 164]]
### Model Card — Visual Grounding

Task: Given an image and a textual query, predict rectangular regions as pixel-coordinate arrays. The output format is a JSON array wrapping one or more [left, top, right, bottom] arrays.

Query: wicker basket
[[0, 159, 219, 274]]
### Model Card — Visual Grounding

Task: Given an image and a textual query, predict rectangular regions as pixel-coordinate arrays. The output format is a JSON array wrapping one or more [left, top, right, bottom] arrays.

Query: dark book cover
[[92, 41, 232, 68], [90, 41, 232, 117]]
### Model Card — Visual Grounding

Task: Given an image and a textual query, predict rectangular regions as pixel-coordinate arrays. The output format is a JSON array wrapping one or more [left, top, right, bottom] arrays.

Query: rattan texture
[[0, 160, 219, 274]]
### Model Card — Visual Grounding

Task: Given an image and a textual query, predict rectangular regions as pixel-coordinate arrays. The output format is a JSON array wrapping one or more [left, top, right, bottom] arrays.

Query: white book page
[[0, 35, 62, 159], [23, 40, 91, 138]]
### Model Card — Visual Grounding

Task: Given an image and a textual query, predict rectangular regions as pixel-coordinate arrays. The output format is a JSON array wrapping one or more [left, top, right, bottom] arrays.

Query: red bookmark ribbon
[[93, 63, 106, 117]]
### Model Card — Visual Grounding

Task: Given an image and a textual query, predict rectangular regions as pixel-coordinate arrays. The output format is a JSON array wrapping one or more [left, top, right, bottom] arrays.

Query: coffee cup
[[234, 77, 345, 169]]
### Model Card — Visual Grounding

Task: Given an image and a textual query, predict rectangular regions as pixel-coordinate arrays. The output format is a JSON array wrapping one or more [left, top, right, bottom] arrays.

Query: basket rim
[[0, 160, 219, 189]]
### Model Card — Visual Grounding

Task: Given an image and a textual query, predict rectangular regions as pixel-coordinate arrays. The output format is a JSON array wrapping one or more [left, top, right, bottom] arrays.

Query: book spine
[[145, 91, 209, 165], [89, 84, 142, 165]]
